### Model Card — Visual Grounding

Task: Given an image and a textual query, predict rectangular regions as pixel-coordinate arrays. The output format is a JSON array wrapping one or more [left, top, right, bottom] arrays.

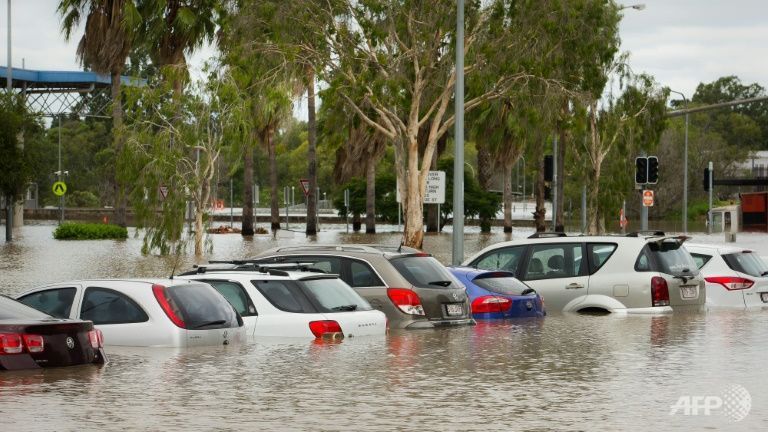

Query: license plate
[[681, 286, 697, 299], [445, 303, 463, 316], [761, 293, 768, 303]]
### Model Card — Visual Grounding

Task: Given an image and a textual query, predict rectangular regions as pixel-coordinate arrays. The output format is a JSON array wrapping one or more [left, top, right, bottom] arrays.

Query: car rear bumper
[[404, 317, 475, 329], [624, 306, 674, 314], [0, 348, 106, 371]]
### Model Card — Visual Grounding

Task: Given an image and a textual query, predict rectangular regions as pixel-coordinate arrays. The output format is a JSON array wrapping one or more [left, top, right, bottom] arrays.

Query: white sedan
[[15, 279, 247, 347], [177, 264, 387, 339], [686, 244, 768, 308]]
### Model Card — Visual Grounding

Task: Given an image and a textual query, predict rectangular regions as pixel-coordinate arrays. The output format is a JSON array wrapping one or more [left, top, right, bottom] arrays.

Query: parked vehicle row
[[5, 231, 766, 373]]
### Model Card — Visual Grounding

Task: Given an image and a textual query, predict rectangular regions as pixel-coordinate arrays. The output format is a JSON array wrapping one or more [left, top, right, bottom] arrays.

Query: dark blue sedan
[[449, 267, 545, 319]]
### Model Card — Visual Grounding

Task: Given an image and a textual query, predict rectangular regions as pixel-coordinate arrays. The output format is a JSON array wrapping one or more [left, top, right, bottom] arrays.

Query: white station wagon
[[16, 279, 246, 347], [463, 232, 706, 314], [177, 263, 387, 339], [686, 243, 768, 308]]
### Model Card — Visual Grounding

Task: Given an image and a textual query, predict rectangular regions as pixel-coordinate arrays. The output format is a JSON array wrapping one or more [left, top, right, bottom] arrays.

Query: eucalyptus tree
[[58, 0, 141, 226], [121, 69, 242, 256], [583, 72, 667, 234]]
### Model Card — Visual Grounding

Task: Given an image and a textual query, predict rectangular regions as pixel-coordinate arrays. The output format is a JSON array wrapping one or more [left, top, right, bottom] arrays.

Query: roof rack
[[178, 262, 327, 277], [625, 231, 666, 237], [528, 232, 568, 239], [266, 244, 425, 255]]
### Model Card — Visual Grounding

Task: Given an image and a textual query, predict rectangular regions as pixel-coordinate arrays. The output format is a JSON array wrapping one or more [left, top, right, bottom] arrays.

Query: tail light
[[0, 333, 45, 354], [651, 276, 670, 307], [309, 320, 343, 339], [471, 296, 512, 314], [705, 276, 754, 291], [88, 329, 104, 349], [386, 288, 425, 315], [152, 284, 187, 328], [22, 335, 45, 353], [0, 333, 23, 354]]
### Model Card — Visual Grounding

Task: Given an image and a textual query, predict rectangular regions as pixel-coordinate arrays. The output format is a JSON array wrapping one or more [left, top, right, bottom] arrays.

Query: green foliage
[[437, 157, 502, 227], [68, 190, 101, 208], [53, 222, 128, 240], [332, 171, 399, 222], [0, 95, 40, 199]]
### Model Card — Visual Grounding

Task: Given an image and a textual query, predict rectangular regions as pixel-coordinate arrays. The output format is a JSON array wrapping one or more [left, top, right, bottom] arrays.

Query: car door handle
[[565, 283, 585, 289]]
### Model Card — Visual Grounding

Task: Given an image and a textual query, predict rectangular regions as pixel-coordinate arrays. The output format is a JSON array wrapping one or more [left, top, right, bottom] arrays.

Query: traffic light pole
[[708, 161, 713, 234]]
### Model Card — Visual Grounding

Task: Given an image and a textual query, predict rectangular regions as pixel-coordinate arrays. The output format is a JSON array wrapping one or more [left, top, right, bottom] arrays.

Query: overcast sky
[[2, 0, 767, 109]]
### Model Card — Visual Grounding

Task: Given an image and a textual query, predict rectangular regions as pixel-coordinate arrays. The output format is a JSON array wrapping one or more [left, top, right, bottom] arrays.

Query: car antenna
[[169, 247, 183, 280], [398, 241, 404, 253]]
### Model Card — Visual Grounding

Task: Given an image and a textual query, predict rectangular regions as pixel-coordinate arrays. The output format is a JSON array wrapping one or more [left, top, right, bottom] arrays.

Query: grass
[[53, 222, 128, 240]]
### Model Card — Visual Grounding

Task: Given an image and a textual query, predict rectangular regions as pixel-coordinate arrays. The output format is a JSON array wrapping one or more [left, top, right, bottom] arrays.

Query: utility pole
[[708, 161, 713, 234], [451, 0, 464, 265], [552, 135, 558, 231]]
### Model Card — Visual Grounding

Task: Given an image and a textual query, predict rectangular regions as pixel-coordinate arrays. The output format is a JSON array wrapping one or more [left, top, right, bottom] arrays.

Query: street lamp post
[[452, 0, 465, 265], [669, 89, 689, 233]]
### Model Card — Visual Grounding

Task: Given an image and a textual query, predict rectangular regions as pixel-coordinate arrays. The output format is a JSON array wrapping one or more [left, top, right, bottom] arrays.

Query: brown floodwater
[[1, 223, 766, 431]]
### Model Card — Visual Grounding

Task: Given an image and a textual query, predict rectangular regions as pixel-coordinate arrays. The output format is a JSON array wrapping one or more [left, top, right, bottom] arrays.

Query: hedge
[[53, 222, 128, 240]]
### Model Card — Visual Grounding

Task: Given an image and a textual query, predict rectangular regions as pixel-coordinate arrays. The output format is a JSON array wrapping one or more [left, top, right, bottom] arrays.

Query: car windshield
[[472, 275, 533, 296], [0, 295, 51, 320], [647, 241, 699, 276], [723, 252, 768, 278], [390, 256, 460, 289], [300, 277, 373, 312], [165, 284, 239, 329]]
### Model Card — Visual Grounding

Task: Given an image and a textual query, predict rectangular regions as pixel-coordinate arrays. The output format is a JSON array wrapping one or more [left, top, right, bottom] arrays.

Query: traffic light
[[544, 155, 554, 182], [703, 167, 711, 191], [647, 156, 659, 184], [635, 157, 648, 184]]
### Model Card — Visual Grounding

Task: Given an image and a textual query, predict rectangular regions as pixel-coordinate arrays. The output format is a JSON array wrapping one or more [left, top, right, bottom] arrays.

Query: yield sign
[[299, 179, 310, 197], [159, 185, 169, 200]]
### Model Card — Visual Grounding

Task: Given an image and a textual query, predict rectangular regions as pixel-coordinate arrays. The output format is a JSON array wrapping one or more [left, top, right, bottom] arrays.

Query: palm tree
[[58, 0, 140, 227], [138, 0, 219, 97]]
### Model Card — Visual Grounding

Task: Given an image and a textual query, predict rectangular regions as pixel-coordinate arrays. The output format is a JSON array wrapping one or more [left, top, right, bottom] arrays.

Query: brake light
[[0, 333, 46, 354], [88, 329, 104, 348], [471, 296, 512, 314], [0, 333, 23, 354], [387, 288, 425, 315], [705, 276, 754, 291], [651, 276, 670, 307], [22, 335, 45, 353], [309, 320, 343, 339], [152, 284, 186, 328]]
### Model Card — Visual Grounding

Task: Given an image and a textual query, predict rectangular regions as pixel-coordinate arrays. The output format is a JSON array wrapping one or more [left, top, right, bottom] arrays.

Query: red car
[[0, 295, 107, 371]]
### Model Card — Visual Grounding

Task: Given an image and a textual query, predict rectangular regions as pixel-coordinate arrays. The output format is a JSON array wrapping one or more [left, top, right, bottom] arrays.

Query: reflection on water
[[1, 224, 767, 430]]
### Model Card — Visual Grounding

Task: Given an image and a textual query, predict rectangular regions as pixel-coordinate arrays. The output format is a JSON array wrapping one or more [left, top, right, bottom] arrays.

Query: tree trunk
[[305, 69, 318, 235], [194, 206, 204, 256], [556, 123, 566, 232], [111, 72, 127, 227], [588, 164, 601, 235], [503, 161, 513, 233], [426, 150, 439, 232], [267, 128, 280, 231], [403, 175, 425, 249], [242, 136, 254, 236], [352, 213, 361, 232], [477, 141, 492, 231], [365, 160, 376, 233]]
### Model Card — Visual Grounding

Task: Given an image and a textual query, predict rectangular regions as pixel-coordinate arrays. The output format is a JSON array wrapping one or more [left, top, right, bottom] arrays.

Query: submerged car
[[249, 245, 474, 329], [1, 295, 106, 371], [178, 263, 387, 339], [15, 279, 246, 347], [463, 232, 705, 314], [686, 243, 768, 308], [448, 267, 545, 319]]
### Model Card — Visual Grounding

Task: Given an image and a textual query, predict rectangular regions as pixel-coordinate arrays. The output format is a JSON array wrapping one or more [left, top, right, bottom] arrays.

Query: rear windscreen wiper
[[429, 280, 452, 287], [191, 320, 227, 329], [331, 305, 357, 311], [761, 271, 768, 277]]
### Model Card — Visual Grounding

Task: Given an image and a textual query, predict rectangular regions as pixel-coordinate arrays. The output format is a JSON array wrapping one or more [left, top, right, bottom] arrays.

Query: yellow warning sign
[[53, 181, 67, 196]]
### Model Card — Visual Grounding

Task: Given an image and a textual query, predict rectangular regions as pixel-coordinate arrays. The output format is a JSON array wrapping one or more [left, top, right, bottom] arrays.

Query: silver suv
[[250, 245, 474, 329], [463, 232, 706, 314]]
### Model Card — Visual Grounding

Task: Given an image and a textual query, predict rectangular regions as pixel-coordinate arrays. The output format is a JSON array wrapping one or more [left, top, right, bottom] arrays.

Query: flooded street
[[2, 223, 767, 430]]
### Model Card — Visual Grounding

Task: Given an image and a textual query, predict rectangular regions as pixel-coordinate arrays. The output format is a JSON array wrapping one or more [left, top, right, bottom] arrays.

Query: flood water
[[1, 223, 767, 431]]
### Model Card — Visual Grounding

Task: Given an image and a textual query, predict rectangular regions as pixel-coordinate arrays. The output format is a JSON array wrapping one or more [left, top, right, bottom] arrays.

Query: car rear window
[[722, 252, 768, 278], [471, 275, 533, 296], [300, 277, 373, 312], [0, 295, 51, 320], [165, 284, 240, 329], [389, 256, 461, 289], [252, 280, 316, 313], [637, 241, 699, 277]]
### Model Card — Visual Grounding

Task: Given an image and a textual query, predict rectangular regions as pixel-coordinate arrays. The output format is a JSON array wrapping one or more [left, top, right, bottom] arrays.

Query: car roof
[[255, 243, 424, 257], [33, 278, 195, 287], [178, 263, 341, 281], [448, 266, 515, 278]]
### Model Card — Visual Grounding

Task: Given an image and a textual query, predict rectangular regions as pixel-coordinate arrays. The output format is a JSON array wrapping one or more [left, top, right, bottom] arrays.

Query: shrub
[[53, 222, 128, 240]]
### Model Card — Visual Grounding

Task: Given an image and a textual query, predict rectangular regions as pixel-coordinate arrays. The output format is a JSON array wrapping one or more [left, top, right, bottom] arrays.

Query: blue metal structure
[[0, 66, 144, 116]]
